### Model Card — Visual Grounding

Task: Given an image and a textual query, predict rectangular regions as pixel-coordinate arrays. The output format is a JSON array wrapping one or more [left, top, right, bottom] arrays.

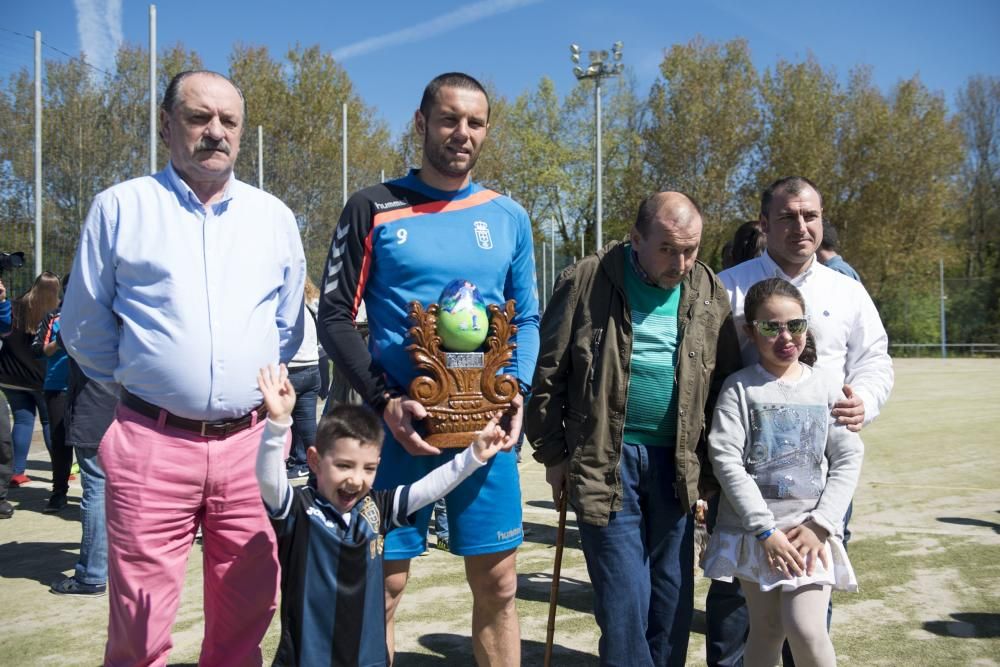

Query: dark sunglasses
[[752, 318, 809, 337]]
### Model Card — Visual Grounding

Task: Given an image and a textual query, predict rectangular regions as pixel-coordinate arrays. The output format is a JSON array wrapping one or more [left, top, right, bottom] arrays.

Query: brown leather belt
[[121, 390, 267, 438]]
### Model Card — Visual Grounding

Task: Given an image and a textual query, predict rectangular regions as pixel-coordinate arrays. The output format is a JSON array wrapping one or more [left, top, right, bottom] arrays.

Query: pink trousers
[[100, 405, 279, 667]]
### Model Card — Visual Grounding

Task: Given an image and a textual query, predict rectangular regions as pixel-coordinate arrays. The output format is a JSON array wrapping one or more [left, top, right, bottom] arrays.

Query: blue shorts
[[374, 429, 523, 559]]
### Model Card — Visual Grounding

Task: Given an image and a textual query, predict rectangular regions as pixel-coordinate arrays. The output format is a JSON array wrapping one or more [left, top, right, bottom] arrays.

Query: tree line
[[0, 37, 997, 350]]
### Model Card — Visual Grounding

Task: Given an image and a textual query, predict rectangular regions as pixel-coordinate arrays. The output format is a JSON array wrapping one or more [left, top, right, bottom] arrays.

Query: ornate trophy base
[[406, 300, 519, 448]]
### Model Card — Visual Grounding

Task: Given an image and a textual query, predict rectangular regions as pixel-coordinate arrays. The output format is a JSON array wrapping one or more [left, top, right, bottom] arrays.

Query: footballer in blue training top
[[316, 71, 539, 664]]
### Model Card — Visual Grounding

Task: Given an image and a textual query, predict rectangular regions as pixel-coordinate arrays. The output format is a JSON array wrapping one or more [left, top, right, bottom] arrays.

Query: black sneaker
[[436, 537, 450, 552], [287, 464, 311, 480], [43, 492, 68, 514], [0, 500, 12, 519], [50, 577, 107, 597]]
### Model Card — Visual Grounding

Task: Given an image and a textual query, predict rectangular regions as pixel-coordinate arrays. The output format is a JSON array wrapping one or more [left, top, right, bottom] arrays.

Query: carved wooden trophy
[[405, 281, 519, 448]]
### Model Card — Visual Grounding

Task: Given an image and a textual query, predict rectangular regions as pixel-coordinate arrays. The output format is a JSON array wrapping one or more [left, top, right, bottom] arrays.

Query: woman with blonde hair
[[0, 271, 61, 486]]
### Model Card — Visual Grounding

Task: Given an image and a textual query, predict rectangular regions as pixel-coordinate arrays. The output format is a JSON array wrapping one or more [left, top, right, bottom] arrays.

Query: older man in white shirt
[[61, 70, 305, 667]]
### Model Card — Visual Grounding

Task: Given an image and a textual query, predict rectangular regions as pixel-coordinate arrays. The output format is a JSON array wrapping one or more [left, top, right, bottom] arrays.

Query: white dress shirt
[[61, 163, 306, 421]]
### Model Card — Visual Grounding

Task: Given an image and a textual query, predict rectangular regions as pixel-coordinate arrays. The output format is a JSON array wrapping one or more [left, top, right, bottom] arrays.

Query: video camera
[[0, 251, 25, 277]]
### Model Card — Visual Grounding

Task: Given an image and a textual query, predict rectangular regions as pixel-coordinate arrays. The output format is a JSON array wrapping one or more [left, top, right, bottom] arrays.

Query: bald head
[[634, 191, 703, 236], [630, 191, 703, 289]]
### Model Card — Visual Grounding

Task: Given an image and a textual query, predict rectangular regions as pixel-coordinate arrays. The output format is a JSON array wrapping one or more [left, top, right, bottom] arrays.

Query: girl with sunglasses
[[703, 277, 863, 667]]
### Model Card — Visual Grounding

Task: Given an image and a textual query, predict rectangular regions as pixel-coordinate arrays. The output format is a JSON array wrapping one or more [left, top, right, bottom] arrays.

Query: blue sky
[[2, 0, 999, 138]]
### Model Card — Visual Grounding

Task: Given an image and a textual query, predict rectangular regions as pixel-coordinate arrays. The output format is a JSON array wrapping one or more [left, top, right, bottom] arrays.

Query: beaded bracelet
[[755, 528, 775, 541]]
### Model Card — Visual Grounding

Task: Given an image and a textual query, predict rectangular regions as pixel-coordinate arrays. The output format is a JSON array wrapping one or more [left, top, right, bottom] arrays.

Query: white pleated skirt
[[703, 528, 858, 593]]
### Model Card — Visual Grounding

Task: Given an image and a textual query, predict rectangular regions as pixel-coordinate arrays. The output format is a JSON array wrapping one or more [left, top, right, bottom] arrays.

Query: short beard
[[423, 134, 479, 179], [657, 274, 684, 289]]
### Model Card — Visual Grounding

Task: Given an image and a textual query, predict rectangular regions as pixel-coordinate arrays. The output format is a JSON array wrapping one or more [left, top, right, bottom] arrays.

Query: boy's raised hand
[[257, 364, 296, 424], [471, 413, 511, 462]]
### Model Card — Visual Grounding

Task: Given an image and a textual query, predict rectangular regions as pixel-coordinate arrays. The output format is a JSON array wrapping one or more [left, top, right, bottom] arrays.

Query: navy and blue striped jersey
[[270, 484, 411, 667]]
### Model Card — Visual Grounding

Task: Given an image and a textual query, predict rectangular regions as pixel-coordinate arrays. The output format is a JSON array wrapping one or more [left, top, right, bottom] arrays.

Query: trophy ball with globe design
[[406, 279, 520, 448], [436, 280, 490, 351]]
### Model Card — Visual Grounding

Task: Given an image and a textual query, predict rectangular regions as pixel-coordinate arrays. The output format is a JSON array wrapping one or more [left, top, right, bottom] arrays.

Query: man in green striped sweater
[[528, 192, 741, 667]]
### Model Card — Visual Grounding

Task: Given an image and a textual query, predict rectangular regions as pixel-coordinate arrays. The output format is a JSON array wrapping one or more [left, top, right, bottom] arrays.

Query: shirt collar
[[403, 168, 477, 201], [760, 250, 817, 285], [164, 161, 236, 210], [627, 244, 659, 287]]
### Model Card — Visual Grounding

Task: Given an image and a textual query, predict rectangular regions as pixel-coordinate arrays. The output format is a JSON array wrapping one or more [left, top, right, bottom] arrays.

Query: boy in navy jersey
[[255, 365, 509, 667]]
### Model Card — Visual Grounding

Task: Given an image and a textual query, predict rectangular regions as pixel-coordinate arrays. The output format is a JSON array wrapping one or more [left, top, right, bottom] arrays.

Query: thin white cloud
[[331, 0, 543, 61], [73, 0, 123, 75]]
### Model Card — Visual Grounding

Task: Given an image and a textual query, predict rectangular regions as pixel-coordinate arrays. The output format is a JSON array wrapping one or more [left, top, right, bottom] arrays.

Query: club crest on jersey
[[473, 221, 493, 250], [360, 496, 380, 535]]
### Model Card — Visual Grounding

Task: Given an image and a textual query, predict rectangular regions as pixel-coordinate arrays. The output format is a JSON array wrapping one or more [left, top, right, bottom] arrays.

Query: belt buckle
[[201, 419, 236, 438]]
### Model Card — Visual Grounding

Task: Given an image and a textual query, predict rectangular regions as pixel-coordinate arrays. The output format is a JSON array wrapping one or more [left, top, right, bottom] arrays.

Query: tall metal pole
[[570, 42, 623, 255], [541, 241, 548, 311], [257, 125, 263, 189], [550, 220, 555, 293], [149, 5, 157, 174], [940, 258, 947, 359], [342, 103, 348, 206], [594, 80, 602, 253], [34, 31, 42, 276]]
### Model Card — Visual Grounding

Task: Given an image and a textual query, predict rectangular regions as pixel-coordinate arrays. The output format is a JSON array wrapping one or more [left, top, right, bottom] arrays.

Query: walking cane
[[543, 480, 568, 667]]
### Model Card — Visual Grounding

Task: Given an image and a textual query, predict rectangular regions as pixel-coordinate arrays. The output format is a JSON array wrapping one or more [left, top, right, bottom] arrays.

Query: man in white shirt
[[706, 175, 893, 666]]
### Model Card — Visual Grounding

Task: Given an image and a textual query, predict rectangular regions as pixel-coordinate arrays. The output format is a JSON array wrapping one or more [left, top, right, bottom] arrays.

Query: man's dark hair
[[820, 218, 839, 251], [161, 70, 248, 124], [759, 176, 821, 219], [634, 191, 702, 236], [419, 72, 490, 122], [314, 404, 384, 456], [743, 277, 806, 324]]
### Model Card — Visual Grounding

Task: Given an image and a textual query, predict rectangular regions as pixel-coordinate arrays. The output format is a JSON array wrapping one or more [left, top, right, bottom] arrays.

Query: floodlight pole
[[571, 42, 624, 253], [595, 81, 602, 254]]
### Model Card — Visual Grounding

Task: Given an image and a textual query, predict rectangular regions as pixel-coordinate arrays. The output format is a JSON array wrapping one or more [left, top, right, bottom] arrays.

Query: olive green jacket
[[526, 241, 742, 525]]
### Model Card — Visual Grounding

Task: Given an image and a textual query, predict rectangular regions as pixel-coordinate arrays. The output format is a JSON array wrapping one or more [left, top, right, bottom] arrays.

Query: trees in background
[[0, 38, 995, 349], [0, 43, 201, 295], [230, 44, 394, 283], [643, 38, 761, 263], [951, 76, 1000, 345]]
